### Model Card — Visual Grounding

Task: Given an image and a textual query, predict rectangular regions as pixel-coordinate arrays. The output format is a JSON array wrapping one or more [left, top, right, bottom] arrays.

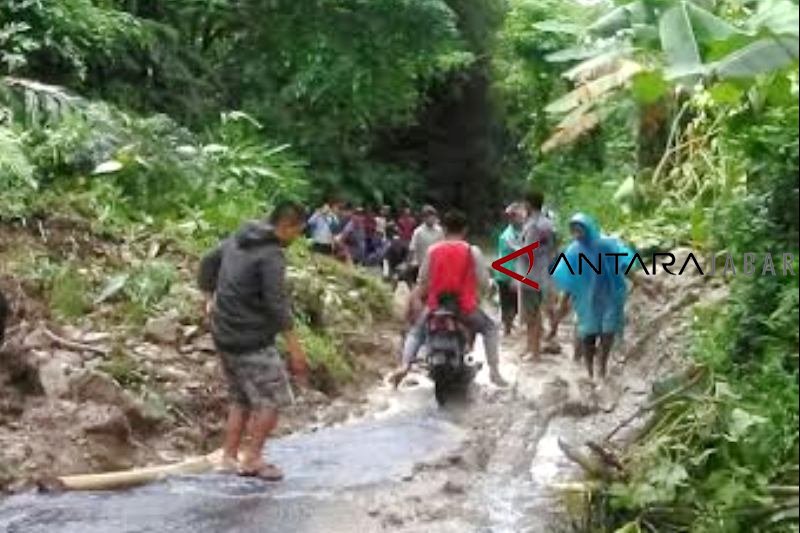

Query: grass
[[97, 349, 149, 390], [49, 264, 92, 319], [295, 322, 353, 384]]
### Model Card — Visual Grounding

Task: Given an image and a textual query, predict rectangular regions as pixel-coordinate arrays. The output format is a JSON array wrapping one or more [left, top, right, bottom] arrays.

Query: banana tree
[[540, 0, 800, 155]]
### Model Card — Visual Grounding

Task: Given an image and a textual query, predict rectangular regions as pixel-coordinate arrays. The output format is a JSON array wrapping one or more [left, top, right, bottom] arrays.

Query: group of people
[[197, 191, 645, 480], [306, 201, 446, 285], [306, 201, 393, 264], [196, 200, 450, 480], [389, 189, 647, 388], [491, 191, 647, 380]]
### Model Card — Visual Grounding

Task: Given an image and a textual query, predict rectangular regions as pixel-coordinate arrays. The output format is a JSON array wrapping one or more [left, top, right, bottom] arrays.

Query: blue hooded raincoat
[[551, 213, 635, 338]]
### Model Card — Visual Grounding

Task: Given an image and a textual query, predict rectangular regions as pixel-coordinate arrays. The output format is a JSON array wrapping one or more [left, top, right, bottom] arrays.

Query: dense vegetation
[[1, 0, 798, 530], [505, 0, 799, 531]]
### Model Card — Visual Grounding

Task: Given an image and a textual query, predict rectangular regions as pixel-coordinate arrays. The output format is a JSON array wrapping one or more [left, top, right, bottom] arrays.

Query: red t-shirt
[[397, 215, 416, 242], [426, 241, 478, 315]]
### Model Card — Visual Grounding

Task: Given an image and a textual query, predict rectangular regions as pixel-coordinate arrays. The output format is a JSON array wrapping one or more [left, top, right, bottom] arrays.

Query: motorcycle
[[424, 304, 480, 405]]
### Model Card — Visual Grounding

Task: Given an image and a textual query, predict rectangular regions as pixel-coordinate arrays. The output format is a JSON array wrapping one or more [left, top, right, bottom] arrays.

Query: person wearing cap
[[408, 205, 444, 282], [494, 203, 524, 335]]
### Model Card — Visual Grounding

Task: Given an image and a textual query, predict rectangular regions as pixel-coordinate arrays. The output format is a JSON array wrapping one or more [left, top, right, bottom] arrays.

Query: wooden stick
[[58, 450, 223, 491], [604, 366, 707, 442], [586, 440, 626, 473], [41, 326, 110, 356]]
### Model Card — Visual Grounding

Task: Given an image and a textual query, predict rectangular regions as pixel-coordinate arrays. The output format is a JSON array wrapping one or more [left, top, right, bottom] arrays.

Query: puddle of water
[[0, 413, 466, 533]]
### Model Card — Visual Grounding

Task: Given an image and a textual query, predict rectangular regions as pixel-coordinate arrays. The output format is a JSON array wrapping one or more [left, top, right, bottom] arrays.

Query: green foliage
[[589, 66, 800, 533], [2, 0, 481, 204], [0, 0, 150, 81], [98, 350, 148, 390], [0, 122, 36, 216], [0, 80, 309, 249], [295, 322, 353, 385], [23, 257, 92, 319], [492, 0, 587, 152], [287, 243, 392, 328], [604, 264, 799, 531], [537, 0, 799, 154], [510, 2, 800, 529]]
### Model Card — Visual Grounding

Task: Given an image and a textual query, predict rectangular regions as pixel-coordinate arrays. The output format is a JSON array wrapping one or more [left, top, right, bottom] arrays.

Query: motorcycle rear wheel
[[430, 362, 450, 406]]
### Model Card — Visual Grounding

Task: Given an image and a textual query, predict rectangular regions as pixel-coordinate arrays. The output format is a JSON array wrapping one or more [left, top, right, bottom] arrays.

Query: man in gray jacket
[[198, 201, 309, 481]]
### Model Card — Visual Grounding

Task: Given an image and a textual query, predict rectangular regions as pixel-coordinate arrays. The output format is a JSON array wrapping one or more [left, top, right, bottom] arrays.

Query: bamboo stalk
[[58, 450, 224, 491], [551, 481, 601, 493], [768, 485, 800, 496]]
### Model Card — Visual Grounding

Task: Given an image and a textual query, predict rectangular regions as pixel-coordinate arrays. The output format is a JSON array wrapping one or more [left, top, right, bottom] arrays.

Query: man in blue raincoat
[[551, 213, 643, 379]]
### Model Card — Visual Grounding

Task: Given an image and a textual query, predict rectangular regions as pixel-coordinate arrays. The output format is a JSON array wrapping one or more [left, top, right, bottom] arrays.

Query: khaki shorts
[[220, 346, 292, 409], [521, 288, 542, 314], [521, 279, 554, 319]]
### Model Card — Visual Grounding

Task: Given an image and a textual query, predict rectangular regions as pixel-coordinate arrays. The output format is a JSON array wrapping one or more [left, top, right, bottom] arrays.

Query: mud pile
[[0, 219, 399, 490]]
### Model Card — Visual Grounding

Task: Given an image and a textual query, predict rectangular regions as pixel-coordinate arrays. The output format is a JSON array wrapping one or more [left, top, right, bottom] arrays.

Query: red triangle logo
[[491, 241, 541, 291]]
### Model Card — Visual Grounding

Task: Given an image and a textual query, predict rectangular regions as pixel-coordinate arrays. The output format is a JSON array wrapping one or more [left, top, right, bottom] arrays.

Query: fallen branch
[[604, 365, 707, 443], [42, 326, 110, 356], [558, 437, 613, 480], [58, 449, 223, 491], [586, 440, 626, 474]]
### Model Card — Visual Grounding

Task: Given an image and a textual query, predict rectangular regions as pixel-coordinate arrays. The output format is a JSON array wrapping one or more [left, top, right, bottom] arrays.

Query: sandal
[[238, 463, 284, 482]]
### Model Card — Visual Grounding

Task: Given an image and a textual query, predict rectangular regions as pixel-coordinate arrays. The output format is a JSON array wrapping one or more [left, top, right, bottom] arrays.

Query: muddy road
[[0, 276, 704, 533]]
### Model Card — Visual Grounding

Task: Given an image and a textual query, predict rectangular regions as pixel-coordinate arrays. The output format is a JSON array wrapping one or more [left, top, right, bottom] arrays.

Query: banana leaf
[[659, 2, 703, 85], [546, 42, 626, 63], [564, 49, 630, 82], [748, 0, 800, 37], [541, 111, 601, 153], [712, 36, 799, 79], [546, 60, 643, 115], [589, 1, 648, 36]]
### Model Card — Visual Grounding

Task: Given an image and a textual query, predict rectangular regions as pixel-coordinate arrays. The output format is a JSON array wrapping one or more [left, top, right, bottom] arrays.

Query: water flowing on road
[[0, 281, 696, 533]]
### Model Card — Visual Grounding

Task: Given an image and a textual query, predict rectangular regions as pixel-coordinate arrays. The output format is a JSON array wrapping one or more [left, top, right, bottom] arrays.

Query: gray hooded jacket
[[198, 221, 293, 354]]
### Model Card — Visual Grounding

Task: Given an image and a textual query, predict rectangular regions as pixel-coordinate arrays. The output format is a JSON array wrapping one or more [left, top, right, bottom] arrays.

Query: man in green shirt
[[493, 203, 524, 335]]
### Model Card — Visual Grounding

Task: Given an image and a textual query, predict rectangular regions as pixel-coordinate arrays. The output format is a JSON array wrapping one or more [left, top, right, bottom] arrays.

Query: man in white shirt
[[307, 203, 336, 255], [408, 205, 444, 280]]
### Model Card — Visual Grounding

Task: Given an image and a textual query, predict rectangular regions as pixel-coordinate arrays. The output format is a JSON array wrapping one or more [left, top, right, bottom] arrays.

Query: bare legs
[[525, 307, 543, 361], [523, 290, 562, 360], [598, 333, 614, 378], [239, 408, 280, 473], [222, 405, 248, 466], [580, 333, 615, 379], [222, 404, 282, 479]]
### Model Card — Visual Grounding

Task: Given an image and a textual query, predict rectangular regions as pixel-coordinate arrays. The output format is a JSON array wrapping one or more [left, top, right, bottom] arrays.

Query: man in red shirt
[[390, 210, 507, 387]]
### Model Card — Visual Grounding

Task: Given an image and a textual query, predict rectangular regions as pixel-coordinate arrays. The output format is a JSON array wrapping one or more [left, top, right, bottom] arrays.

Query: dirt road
[[0, 272, 706, 533]]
